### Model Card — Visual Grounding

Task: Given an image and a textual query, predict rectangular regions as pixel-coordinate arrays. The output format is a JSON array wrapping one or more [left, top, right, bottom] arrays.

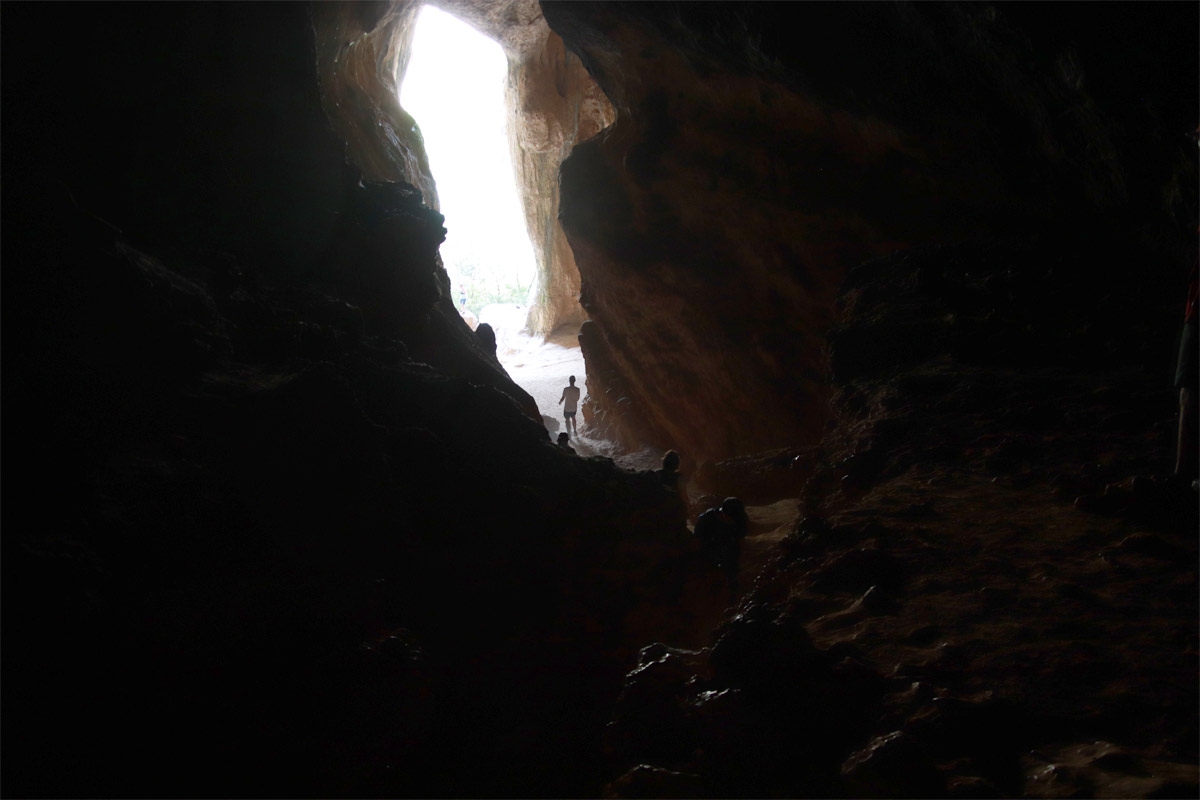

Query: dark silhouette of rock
[[475, 321, 498, 357]]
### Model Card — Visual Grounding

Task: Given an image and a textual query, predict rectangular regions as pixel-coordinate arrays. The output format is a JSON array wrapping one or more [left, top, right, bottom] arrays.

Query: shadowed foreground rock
[[4, 183, 723, 797]]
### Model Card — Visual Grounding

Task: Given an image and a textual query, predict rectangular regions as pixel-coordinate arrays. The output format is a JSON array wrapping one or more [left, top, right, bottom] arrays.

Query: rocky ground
[[482, 230, 1198, 799], [598, 233, 1199, 799]]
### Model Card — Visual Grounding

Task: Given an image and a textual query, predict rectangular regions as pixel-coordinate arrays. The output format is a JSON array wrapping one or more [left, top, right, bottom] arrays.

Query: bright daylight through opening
[[400, 6, 611, 458], [399, 5, 536, 326]]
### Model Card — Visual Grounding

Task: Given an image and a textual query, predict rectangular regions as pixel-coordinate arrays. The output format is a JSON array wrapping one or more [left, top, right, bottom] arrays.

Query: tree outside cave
[[451, 253, 533, 318]]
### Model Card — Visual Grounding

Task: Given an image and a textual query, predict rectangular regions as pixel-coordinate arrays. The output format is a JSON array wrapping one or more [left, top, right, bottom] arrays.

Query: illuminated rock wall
[[542, 1, 1197, 463]]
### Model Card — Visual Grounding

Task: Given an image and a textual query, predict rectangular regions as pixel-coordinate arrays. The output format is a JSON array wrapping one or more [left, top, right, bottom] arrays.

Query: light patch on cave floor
[[477, 304, 670, 474], [399, 4, 538, 315]]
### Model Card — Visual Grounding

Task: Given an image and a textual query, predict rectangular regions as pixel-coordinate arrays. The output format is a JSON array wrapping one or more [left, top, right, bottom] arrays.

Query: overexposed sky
[[399, 5, 537, 302]]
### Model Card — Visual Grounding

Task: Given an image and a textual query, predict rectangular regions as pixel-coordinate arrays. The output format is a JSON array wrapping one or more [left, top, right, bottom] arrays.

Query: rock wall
[[509, 29, 616, 335], [312, 1, 433, 198], [543, 1, 1198, 464]]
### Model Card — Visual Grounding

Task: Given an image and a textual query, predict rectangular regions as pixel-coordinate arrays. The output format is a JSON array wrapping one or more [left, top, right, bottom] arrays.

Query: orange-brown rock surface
[[545, 2, 1196, 464]]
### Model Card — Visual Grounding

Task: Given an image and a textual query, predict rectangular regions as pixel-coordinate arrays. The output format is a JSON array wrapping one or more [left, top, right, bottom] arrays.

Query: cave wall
[[3, 0, 541, 420], [542, 1, 1199, 464], [508, 28, 616, 335], [311, 1, 435, 200]]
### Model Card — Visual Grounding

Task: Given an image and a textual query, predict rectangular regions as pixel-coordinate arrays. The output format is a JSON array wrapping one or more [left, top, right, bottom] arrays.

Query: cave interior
[[3, 1, 1198, 798]]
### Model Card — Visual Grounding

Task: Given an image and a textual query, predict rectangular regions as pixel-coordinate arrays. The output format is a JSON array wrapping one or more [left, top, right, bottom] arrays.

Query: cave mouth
[[398, 4, 623, 457], [399, 4, 537, 328]]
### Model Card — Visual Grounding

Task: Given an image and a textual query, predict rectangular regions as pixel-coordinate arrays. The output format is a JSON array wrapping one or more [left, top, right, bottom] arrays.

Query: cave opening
[[399, 5, 535, 325], [399, 4, 605, 453]]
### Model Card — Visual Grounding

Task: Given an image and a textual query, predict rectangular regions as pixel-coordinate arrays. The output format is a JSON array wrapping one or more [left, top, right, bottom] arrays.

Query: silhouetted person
[[1175, 248, 1198, 486], [694, 497, 748, 592], [556, 431, 576, 454], [558, 375, 581, 437], [476, 322, 497, 358]]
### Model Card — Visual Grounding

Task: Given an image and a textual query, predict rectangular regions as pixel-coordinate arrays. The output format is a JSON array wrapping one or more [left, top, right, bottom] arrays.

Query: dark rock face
[[544, 0, 1198, 462]]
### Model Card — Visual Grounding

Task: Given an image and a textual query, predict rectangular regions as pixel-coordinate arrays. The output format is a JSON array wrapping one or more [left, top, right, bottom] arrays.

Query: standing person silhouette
[[558, 375, 582, 437]]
